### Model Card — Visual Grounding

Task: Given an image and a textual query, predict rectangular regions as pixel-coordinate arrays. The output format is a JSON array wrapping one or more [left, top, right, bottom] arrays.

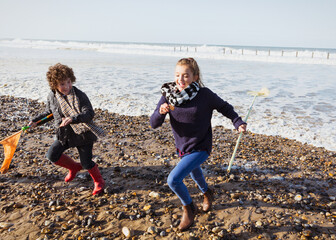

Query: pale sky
[[1, 0, 336, 49]]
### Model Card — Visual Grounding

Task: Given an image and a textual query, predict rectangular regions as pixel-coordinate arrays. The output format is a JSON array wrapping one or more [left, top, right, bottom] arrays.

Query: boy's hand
[[28, 121, 37, 128], [60, 117, 73, 127]]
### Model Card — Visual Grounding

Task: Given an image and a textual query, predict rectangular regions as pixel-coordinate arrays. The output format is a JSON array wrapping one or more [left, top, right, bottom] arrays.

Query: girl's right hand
[[159, 103, 170, 115]]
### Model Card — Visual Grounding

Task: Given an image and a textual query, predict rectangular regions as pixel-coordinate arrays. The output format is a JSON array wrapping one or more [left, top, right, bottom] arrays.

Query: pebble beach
[[0, 95, 335, 240]]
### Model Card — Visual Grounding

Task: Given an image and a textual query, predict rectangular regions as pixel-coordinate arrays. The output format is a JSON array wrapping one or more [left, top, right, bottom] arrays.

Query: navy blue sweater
[[150, 87, 245, 155]]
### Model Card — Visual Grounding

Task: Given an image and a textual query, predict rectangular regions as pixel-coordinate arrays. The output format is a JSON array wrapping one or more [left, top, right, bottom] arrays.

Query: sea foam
[[0, 39, 335, 151]]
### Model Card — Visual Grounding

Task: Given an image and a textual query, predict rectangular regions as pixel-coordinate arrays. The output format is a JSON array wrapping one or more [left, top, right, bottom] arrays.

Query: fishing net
[[0, 130, 22, 174]]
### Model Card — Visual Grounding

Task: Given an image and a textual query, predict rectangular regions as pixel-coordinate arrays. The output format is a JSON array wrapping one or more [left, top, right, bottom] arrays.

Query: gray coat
[[33, 86, 97, 147]]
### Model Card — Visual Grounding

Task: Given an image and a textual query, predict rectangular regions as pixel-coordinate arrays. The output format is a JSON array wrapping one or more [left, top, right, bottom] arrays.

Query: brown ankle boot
[[203, 188, 214, 212], [178, 202, 197, 231]]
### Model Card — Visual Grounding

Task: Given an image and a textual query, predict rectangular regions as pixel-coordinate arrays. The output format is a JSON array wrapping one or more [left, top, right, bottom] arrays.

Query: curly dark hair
[[46, 63, 76, 91]]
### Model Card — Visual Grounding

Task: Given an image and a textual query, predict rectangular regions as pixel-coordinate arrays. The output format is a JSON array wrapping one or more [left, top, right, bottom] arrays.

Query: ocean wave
[[1, 38, 335, 65]]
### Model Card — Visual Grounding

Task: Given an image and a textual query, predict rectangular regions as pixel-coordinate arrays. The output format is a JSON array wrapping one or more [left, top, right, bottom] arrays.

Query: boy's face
[[56, 78, 72, 96]]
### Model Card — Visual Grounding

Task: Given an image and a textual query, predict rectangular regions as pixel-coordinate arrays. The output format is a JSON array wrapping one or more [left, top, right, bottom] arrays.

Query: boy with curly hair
[[29, 63, 105, 195]]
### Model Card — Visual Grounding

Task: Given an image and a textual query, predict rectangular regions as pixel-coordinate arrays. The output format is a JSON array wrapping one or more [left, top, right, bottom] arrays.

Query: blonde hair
[[176, 58, 204, 87], [46, 63, 76, 91]]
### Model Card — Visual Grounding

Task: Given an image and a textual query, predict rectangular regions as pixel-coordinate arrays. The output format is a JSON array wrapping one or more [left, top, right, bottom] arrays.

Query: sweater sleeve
[[150, 96, 167, 129], [208, 89, 246, 129]]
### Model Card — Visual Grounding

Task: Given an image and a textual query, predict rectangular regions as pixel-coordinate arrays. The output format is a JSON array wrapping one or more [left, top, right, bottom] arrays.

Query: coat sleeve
[[31, 93, 54, 125], [150, 96, 167, 129]]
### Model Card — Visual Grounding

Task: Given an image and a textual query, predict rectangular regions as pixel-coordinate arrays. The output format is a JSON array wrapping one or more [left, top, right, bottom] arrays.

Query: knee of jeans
[[46, 151, 60, 163], [167, 174, 180, 188]]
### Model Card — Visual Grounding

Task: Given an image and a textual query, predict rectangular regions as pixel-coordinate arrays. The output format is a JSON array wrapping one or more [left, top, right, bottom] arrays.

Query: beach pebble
[[122, 226, 133, 238], [302, 229, 312, 237], [117, 212, 125, 220], [48, 201, 55, 208], [229, 174, 236, 180], [230, 192, 243, 199], [149, 191, 160, 199], [41, 227, 51, 234], [44, 220, 52, 226], [255, 221, 263, 228], [255, 208, 262, 214], [328, 202, 336, 209], [294, 194, 303, 202], [160, 231, 167, 237], [212, 226, 221, 233], [0, 222, 14, 229], [147, 226, 157, 234], [143, 204, 151, 211]]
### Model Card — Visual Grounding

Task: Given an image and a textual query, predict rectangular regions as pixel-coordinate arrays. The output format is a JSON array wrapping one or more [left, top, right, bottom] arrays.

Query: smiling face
[[56, 78, 72, 96], [175, 64, 199, 92]]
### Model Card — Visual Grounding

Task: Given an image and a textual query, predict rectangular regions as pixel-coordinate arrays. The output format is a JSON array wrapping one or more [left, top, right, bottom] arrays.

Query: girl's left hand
[[238, 124, 247, 133], [60, 117, 72, 127]]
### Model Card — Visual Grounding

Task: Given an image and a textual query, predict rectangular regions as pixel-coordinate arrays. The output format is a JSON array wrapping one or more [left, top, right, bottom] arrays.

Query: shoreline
[[1, 45, 336, 152], [0, 95, 335, 239]]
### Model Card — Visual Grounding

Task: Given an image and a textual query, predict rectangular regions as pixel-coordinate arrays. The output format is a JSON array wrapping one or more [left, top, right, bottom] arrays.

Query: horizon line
[[1, 37, 336, 51]]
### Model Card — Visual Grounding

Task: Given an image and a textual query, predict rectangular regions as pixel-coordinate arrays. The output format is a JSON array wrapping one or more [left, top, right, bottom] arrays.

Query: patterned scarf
[[161, 82, 200, 107], [55, 88, 105, 138]]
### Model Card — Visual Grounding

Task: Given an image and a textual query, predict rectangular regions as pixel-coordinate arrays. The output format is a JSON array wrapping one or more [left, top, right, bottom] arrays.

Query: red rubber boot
[[88, 164, 105, 195], [54, 154, 82, 182]]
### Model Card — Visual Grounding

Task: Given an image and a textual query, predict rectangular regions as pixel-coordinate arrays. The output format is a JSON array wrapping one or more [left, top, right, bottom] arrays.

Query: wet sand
[[0, 95, 335, 240]]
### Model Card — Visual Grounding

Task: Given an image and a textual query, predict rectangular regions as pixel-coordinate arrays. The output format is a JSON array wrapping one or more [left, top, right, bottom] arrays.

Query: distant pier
[[173, 46, 333, 60]]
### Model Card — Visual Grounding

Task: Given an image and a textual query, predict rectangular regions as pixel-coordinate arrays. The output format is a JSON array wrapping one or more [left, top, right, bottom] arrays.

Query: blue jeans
[[167, 151, 209, 206]]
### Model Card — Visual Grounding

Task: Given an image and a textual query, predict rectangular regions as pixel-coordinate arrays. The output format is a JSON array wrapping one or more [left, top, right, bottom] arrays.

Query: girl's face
[[56, 78, 72, 96], [175, 64, 198, 92]]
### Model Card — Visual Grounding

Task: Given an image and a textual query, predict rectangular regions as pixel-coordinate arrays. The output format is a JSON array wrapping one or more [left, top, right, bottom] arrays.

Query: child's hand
[[159, 103, 170, 115], [60, 117, 73, 127], [238, 124, 247, 133], [28, 121, 37, 128]]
